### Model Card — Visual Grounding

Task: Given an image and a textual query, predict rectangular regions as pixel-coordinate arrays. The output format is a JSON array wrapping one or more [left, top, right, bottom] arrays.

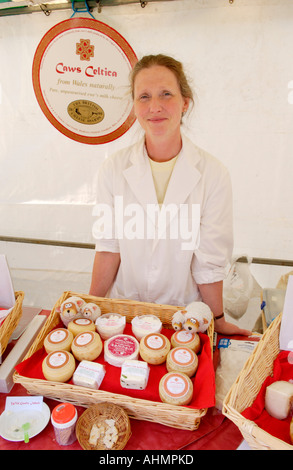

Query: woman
[[90, 54, 251, 336]]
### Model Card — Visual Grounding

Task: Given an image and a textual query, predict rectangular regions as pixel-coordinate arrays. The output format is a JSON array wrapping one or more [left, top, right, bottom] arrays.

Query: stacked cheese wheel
[[68, 318, 96, 337], [42, 350, 76, 382], [42, 316, 104, 383], [139, 333, 171, 365], [166, 347, 198, 377], [42, 305, 203, 409], [171, 330, 200, 353], [71, 331, 103, 362], [159, 371, 193, 406]]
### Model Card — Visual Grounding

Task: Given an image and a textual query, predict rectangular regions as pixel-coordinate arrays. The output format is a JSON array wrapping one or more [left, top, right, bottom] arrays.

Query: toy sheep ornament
[[56, 296, 86, 327], [183, 301, 213, 334], [171, 310, 186, 331], [81, 302, 101, 322]]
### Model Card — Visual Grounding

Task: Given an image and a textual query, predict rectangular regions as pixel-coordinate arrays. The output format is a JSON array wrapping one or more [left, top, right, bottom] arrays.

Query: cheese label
[[163, 373, 190, 398], [73, 318, 92, 326], [145, 334, 166, 350], [108, 336, 137, 357], [74, 332, 94, 347], [170, 348, 194, 366], [174, 330, 195, 344], [47, 351, 69, 368], [135, 316, 160, 329], [48, 329, 68, 344]]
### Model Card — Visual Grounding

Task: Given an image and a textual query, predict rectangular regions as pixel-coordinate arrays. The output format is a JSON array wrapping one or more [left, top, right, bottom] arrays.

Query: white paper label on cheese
[[75, 333, 93, 346], [172, 349, 192, 365], [176, 331, 193, 342], [49, 330, 67, 343], [146, 335, 164, 350], [74, 319, 91, 325], [164, 375, 189, 397], [48, 352, 67, 367]]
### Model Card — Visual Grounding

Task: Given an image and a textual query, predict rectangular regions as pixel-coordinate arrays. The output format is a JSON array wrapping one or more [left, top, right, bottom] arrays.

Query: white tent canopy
[[0, 0, 293, 308]]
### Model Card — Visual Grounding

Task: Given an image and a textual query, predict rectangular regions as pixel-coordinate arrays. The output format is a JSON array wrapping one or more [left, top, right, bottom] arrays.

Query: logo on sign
[[76, 39, 95, 61]]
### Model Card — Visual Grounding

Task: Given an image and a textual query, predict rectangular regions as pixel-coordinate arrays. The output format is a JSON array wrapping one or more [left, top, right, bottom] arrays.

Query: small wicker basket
[[0, 291, 24, 357], [76, 402, 131, 450], [14, 290, 214, 431], [223, 313, 293, 450]]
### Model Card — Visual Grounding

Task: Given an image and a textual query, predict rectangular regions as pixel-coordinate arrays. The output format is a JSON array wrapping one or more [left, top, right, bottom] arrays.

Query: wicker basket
[[223, 313, 293, 450], [14, 291, 214, 431], [0, 291, 24, 357], [76, 402, 131, 450]]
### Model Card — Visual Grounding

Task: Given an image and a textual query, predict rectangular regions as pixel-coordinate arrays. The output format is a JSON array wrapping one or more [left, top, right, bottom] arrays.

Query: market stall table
[[0, 310, 244, 450]]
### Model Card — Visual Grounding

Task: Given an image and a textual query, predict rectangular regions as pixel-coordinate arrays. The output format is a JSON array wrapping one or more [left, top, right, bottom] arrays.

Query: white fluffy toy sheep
[[56, 296, 86, 327], [172, 301, 213, 334], [81, 302, 101, 322]]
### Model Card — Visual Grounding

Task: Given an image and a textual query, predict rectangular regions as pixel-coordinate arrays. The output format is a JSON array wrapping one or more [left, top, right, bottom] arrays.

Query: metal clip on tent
[[70, 0, 95, 19]]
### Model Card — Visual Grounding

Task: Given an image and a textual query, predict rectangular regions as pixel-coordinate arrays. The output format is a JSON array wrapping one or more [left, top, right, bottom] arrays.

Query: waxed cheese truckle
[[67, 318, 96, 337], [139, 333, 170, 365], [159, 371, 193, 406], [44, 328, 74, 354], [166, 347, 198, 377], [71, 331, 103, 362], [171, 330, 200, 353], [42, 350, 76, 382], [120, 359, 150, 390]]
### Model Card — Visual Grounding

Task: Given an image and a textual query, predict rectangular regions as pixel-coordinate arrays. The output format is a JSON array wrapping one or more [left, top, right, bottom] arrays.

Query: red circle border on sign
[[32, 18, 138, 145]]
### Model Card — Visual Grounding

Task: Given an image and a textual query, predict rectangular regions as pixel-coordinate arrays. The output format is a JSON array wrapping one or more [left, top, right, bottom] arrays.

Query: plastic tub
[[51, 403, 77, 446]]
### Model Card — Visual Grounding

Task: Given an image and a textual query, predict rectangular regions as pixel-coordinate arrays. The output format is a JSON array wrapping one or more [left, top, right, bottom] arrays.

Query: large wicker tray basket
[[222, 313, 293, 450], [0, 291, 24, 358], [14, 291, 214, 431]]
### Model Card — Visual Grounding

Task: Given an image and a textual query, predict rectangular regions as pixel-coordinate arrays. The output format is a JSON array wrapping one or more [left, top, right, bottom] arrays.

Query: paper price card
[[5, 396, 43, 412]]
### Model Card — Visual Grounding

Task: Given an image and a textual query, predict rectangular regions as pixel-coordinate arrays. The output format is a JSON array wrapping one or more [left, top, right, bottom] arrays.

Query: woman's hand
[[214, 315, 252, 336]]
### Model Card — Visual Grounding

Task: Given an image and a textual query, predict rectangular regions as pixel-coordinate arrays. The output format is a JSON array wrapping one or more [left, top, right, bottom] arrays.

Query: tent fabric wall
[[1, 0, 293, 308]]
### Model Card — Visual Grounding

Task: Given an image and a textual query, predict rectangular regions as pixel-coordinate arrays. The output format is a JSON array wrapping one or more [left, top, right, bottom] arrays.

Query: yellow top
[[148, 155, 178, 205]]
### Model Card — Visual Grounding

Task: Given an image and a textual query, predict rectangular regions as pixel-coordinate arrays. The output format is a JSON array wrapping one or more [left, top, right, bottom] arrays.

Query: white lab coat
[[93, 133, 233, 306]]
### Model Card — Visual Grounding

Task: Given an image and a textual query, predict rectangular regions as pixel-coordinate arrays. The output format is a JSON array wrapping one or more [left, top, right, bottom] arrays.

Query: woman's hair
[[130, 54, 194, 107]]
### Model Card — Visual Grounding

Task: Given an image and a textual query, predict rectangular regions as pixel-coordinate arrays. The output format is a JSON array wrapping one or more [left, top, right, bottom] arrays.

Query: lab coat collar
[[123, 133, 202, 205], [122, 133, 202, 245]]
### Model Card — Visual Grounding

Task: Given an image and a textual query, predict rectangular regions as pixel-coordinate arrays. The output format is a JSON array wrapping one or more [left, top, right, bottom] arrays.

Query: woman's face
[[133, 65, 189, 140]]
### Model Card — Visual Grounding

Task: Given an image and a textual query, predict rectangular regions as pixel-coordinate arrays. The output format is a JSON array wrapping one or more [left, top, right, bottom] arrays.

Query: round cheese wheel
[[171, 330, 200, 353], [139, 333, 170, 365], [159, 372, 193, 406], [67, 318, 96, 337], [71, 331, 103, 362], [42, 350, 75, 382], [166, 347, 198, 377], [104, 334, 139, 367], [44, 328, 74, 354], [131, 315, 162, 341]]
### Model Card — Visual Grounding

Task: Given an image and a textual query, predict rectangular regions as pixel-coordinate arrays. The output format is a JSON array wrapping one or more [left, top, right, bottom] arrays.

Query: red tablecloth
[[0, 311, 244, 450], [0, 382, 243, 450]]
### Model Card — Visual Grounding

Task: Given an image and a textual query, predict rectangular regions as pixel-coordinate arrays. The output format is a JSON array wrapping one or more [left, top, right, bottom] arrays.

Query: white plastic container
[[95, 313, 126, 340], [131, 315, 162, 341], [51, 403, 77, 446]]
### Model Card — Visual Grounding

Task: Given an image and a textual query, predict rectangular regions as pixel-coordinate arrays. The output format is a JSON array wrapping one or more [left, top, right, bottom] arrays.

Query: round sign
[[32, 18, 137, 144]]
